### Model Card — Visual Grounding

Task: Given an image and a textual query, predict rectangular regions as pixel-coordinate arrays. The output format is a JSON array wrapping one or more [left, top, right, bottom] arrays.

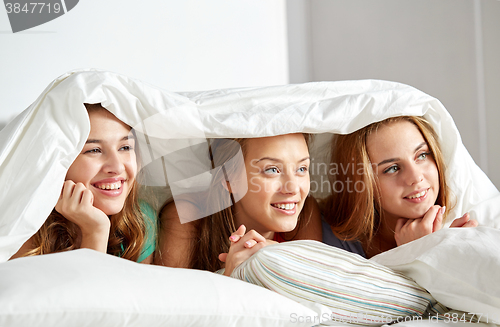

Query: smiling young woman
[[154, 134, 323, 274], [10, 104, 155, 263], [322, 116, 478, 258]]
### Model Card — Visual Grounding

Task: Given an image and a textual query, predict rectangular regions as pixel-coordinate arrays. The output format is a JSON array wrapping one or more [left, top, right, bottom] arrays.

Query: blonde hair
[[24, 104, 146, 261], [323, 116, 452, 245], [159, 134, 314, 271]]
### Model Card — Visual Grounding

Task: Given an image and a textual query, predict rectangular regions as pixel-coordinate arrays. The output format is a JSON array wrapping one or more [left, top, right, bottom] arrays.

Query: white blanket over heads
[[1, 69, 500, 326], [1, 69, 499, 261]]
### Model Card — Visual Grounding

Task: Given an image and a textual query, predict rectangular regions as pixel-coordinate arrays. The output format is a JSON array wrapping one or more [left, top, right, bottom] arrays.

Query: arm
[[153, 200, 198, 268], [11, 181, 110, 259]]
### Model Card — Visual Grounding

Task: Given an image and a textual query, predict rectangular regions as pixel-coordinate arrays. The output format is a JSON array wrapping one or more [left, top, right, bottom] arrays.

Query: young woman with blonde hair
[[323, 116, 477, 258]]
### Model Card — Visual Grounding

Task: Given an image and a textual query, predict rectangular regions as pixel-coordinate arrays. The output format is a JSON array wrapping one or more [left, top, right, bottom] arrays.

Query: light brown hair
[[323, 116, 452, 245], [24, 104, 146, 261], [159, 134, 315, 271]]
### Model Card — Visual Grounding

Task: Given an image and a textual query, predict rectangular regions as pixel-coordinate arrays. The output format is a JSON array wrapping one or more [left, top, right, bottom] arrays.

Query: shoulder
[[139, 200, 156, 219]]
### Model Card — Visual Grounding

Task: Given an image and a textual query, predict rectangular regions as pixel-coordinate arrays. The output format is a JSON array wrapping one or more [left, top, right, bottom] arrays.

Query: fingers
[[218, 253, 228, 263], [244, 239, 257, 248], [60, 180, 76, 199], [422, 205, 441, 228], [394, 205, 444, 246], [228, 227, 266, 246], [462, 219, 479, 228], [222, 231, 268, 276], [56, 181, 87, 213], [450, 212, 478, 228], [432, 206, 445, 233], [449, 212, 470, 227], [229, 225, 246, 243]]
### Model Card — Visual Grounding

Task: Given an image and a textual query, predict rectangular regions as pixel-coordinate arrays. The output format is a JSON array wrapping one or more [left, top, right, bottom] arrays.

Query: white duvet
[[0, 69, 499, 327]]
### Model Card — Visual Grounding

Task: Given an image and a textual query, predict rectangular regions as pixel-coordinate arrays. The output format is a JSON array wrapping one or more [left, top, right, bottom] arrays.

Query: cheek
[[65, 159, 90, 183], [299, 177, 310, 194], [429, 164, 440, 192], [125, 159, 138, 180], [377, 179, 396, 203]]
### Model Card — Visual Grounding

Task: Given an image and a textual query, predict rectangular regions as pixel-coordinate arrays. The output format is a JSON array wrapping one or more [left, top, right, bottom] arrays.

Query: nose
[[405, 163, 424, 186], [103, 150, 125, 175], [279, 173, 300, 195]]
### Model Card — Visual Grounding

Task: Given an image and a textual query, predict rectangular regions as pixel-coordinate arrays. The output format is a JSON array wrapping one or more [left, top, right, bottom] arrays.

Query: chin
[[280, 220, 299, 233], [411, 209, 432, 219], [95, 203, 124, 216]]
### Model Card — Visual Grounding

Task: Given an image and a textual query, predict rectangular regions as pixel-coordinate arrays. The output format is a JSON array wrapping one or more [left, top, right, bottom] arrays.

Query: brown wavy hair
[[159, 134, 315, 271], [323, 116, 452, 246], [23, 104, 146, 261]]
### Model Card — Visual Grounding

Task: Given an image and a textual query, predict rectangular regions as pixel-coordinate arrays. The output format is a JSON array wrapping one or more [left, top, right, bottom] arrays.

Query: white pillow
[[231, 240, 446, 326], [0, 249, 318, 327], [371, 226, 500, 324], [3, 69, 499, 262]]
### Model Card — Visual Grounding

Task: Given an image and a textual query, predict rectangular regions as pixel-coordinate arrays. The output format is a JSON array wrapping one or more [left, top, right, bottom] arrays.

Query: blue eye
[[417, 152, 431, 160], [383, 165, 399, 174], [264, 167, 279, 175], [297, 166, 308, 174]]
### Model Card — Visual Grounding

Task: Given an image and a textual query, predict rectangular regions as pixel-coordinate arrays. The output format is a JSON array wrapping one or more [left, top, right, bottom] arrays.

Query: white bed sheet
[[0, 69, 499, 327]]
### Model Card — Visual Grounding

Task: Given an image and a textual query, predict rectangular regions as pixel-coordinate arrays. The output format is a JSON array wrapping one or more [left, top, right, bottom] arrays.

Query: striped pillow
[[231, 240, 447, 325]]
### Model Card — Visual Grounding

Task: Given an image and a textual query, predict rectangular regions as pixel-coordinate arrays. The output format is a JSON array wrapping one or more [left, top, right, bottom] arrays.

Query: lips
[[91, 178, 126, 197], [271, 203, 296, 210], [404, 188, 429, 200], [270, 202, 299, 215]]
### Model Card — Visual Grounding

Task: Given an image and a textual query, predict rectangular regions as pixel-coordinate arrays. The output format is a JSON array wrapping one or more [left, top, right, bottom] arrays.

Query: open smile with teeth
[[271, 203, 297, 210], [94, 181, 123, 190], [406, 188, 428, 199]]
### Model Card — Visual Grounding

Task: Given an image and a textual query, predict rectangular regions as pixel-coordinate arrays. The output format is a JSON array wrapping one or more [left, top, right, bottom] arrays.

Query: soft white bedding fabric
[[1, 69, 498, 262], [0, 249, 318, 327], [0, 69, 499, 326], [371, 226, 500, 323]]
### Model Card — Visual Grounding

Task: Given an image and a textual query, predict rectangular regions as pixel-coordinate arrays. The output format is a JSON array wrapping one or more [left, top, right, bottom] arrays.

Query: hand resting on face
[[395, 205, 478, 246]]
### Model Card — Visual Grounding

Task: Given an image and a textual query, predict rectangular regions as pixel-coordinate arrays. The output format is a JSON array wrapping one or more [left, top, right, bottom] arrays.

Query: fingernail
[[229, 235, 238, 242], [245, 241, 253, 248], [440, 206, 446, 215]]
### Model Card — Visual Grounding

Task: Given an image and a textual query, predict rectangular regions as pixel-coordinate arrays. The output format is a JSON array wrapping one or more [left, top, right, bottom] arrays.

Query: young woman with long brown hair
[[10, 104, 156, 263], [154, 133, 324, 275]]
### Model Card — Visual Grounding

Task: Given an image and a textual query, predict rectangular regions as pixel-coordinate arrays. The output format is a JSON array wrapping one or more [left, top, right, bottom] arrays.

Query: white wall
[[0, 0, 288, 124], [287, 0, 500, 188]]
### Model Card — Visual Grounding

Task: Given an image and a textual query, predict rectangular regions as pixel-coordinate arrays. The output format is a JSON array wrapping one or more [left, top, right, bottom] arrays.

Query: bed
[[0, 69, 499, 327]]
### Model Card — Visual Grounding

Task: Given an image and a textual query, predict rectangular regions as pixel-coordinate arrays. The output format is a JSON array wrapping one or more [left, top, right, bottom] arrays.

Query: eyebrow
[[376, 142, 427, 166], [256, 156, 310, 163], [85, 136, 131, 144]]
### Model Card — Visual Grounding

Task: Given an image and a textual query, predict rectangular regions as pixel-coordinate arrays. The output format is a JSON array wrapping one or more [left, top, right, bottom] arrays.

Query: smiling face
[[367, 120, 439, 224], [65, 108, 137, 216], [232, 134, 310, 238]]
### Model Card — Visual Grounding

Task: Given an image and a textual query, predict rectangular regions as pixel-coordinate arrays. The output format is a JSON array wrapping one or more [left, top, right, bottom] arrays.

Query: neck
[[232, 204, 277, 240], [233, 217, 275, 240]]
